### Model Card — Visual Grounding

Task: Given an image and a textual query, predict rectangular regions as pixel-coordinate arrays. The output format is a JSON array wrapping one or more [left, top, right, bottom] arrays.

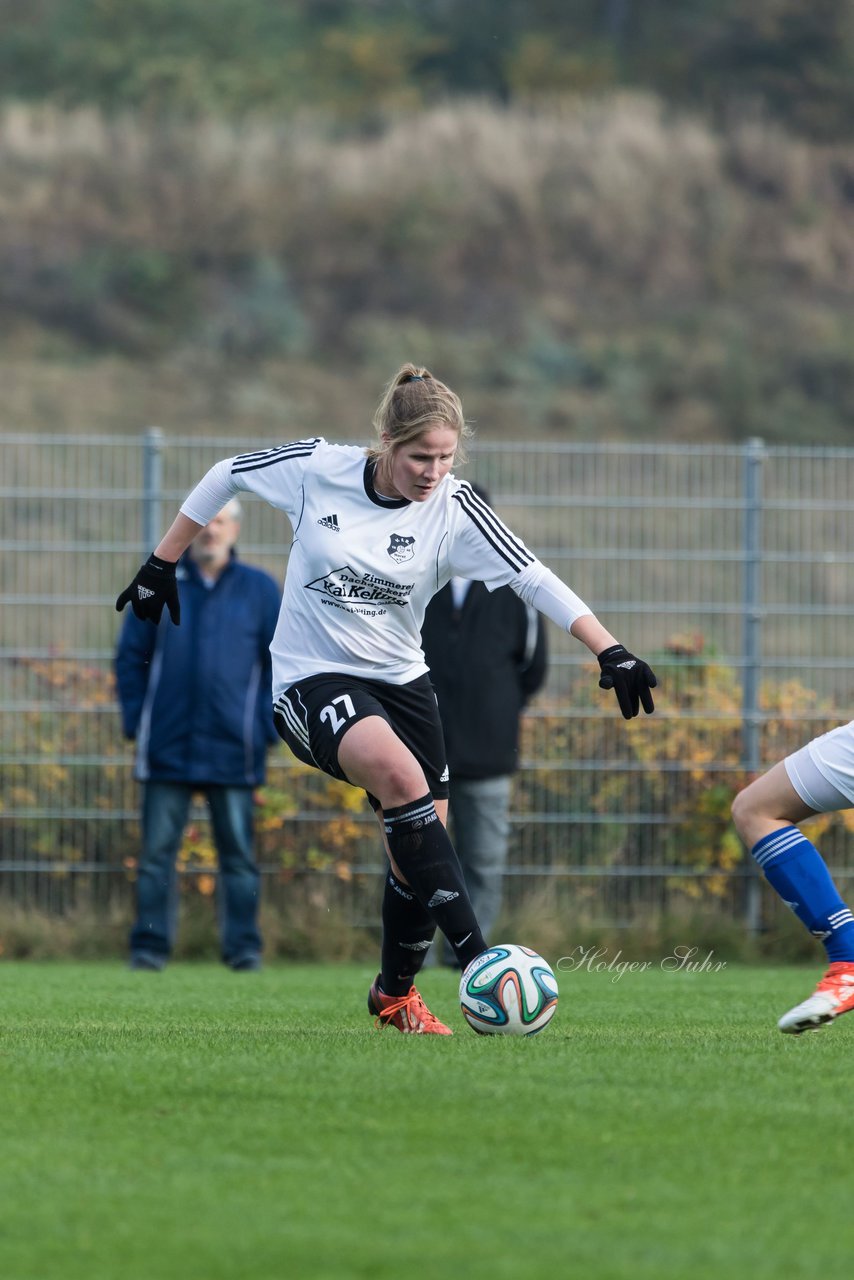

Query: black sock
[[383, 795, 486, 971], [380, 871, 436, 997]]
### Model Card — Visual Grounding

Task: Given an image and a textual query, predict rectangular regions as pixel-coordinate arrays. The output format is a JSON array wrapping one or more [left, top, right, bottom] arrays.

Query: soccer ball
[[459, 944, 558, 1036]]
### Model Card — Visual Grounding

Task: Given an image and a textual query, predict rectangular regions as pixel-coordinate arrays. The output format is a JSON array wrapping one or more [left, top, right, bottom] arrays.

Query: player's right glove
[[115, 553, 180, 625], [597, 644, 657, 719]]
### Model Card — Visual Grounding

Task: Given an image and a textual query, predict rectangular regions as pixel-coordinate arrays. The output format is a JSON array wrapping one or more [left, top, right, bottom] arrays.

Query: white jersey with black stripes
[[179, 438, 591, 696]]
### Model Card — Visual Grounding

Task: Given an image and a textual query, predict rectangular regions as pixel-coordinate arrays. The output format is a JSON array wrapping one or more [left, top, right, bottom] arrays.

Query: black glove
[[597, 644, 657, 719], [115, 554, 180, 625]]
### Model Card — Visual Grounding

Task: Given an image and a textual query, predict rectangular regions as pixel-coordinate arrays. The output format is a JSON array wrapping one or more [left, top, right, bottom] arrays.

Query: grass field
[[1, 960, 852, 1280]]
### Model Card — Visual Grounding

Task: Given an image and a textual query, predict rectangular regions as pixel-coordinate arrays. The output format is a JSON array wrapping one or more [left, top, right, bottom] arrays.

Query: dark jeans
[[130, 781, 262, 966]]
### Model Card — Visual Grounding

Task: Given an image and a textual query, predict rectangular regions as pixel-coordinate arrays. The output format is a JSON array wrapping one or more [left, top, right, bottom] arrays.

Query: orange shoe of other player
[[367, 977, 454, 1035], [778, 961, 854, 1034]]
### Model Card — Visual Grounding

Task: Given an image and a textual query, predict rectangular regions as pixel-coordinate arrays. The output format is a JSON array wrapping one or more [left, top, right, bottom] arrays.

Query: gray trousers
[[436, 774, 512, 965]]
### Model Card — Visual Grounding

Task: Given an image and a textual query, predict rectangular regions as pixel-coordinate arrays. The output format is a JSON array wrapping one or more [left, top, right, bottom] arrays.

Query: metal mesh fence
[[2, 431, 853, 932]]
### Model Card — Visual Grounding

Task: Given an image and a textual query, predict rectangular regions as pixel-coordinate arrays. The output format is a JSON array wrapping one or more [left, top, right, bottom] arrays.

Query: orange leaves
[[12, 653, 115, 706]]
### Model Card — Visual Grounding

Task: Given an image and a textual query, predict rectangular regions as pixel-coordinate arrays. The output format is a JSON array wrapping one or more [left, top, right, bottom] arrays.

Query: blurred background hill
[[1, 0, 853, 443]]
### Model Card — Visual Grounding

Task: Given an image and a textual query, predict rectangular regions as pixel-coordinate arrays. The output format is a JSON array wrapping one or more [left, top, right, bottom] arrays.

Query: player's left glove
[[597, 645, 657, 719]]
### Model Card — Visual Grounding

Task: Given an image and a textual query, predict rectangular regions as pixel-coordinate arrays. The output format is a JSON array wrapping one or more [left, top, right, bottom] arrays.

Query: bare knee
[[732, 778, 792, 850], [336, 718, 428, 809], [348, 753, 424, 809], [379, 761, 428, 809], [731, 760, 812, 850], [731, 784, 759, 844]]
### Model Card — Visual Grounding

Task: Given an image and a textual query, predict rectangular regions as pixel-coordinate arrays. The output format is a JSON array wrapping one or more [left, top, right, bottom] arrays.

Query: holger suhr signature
[[556, 945, 727, 983]]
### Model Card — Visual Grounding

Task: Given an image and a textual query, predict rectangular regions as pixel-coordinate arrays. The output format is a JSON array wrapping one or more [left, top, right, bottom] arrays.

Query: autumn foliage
[[3, 638, 853, 957]]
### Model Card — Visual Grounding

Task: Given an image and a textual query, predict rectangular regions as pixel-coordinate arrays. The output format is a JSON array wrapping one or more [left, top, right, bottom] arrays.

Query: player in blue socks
[[732, 720, 854, 1033]]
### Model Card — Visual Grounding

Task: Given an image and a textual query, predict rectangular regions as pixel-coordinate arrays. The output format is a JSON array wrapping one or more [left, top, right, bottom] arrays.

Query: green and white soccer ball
[[459, 944, 559, 1035]]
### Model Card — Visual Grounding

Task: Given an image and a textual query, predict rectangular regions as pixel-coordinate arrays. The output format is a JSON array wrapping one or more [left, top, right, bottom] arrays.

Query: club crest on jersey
[[387, 533, 415, 563]]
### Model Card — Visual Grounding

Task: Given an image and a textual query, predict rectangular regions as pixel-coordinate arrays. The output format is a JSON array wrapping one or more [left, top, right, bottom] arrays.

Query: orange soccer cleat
[[778, 961, 854, 1034], [367, 977, 454, 1035]]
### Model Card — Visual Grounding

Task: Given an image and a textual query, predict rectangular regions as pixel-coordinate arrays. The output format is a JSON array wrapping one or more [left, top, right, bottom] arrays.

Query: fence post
[[742, 437, 765, 933], [142, 427, 164, 551]]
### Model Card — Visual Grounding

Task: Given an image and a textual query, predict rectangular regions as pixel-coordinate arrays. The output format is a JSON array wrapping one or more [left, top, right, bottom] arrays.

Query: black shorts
[[273, 672, 449, 810]]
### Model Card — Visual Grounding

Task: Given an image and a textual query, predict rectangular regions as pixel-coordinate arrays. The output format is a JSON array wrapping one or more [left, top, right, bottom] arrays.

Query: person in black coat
[[421, 484, 548, 963]]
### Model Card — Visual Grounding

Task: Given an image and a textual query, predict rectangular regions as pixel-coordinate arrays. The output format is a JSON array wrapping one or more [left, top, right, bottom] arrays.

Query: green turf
[[0, 960, 851, 1280]]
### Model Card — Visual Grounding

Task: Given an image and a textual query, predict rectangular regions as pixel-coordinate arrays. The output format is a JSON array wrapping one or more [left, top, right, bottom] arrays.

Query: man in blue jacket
[[115, 498, 281, 971]]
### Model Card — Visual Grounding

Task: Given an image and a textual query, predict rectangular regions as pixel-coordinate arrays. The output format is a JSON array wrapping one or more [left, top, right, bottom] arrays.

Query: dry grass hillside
[[2, 94, 853, 442]]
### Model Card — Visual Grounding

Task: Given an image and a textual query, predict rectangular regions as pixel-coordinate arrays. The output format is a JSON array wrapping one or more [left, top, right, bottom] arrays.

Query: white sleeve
[[512, 562, 592, 632], [180, 459, 242, 525], [180, 437, 322, 525]]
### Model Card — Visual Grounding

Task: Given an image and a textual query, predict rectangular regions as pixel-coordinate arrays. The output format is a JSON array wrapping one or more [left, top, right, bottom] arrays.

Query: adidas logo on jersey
[[317, 513, 340, 532], [439, 766, 450, 783]]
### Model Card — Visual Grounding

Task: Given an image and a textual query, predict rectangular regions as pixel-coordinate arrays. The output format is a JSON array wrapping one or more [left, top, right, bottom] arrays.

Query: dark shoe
[[230, 954, 262, 972], [129, 951, 166, 971]]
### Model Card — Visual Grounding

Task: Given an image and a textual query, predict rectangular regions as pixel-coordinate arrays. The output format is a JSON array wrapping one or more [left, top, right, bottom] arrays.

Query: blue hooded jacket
[[115, 551, 281, 786]]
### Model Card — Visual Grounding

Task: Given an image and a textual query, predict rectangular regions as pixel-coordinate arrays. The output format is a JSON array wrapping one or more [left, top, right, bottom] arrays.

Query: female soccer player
[[732, 722, 854, 1034], [117, 364, 657, 1034]]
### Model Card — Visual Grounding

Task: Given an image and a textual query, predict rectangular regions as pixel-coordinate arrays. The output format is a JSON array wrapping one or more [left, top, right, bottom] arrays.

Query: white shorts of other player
[[785, 720, 854, 812]]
